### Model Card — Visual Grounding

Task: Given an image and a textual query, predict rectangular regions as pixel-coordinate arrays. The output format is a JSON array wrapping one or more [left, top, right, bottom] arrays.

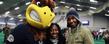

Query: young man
[[66, 9, 94, 44]]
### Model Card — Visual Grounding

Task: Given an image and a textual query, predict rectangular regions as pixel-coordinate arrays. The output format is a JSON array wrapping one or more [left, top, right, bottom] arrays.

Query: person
[[3, 24, 11, 43], [6, 0, 55, 44], [65, 8, 94, 44], [103, 30, 109, 44], [92, 31, 98, 40], [46, 23, 66, 44], [62, 28, 69, 42]]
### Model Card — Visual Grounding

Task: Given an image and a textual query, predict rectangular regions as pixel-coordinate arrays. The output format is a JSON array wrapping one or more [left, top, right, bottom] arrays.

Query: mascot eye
[[30, 10, 40, 22]]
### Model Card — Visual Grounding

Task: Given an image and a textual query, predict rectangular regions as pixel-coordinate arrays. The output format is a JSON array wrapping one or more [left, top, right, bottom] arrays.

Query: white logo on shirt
[[7, 34, 14, 42]]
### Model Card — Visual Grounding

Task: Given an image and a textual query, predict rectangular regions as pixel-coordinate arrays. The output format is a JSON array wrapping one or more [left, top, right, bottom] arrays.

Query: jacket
[[6, 24, 48, 44], [66, 8, 94, 44], [47, 36, 66, 44], [66, 25, 94, 44]]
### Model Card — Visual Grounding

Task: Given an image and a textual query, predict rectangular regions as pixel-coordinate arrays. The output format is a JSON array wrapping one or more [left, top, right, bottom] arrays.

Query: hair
[[46, 23, 63, 39], [49, 23, 61, 32], [46, 23, 66, 44]]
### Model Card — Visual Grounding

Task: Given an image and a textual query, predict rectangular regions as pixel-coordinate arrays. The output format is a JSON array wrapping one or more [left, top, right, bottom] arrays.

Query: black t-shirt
[[6, 24, 48, 44]]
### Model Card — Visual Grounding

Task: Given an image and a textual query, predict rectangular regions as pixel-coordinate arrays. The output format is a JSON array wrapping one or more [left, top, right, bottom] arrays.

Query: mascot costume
[[6, 0, 56, 44]]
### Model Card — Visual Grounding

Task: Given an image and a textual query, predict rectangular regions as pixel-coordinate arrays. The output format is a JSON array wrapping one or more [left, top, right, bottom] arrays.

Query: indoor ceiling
[[0, 0, 31, 17], [0, 0, 109, 25], [0, 0, 109, 17], [57, 0, 109, 16]]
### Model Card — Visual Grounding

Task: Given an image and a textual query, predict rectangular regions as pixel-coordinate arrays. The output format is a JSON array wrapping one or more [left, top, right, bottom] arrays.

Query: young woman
[[46, 23, 66, 44]]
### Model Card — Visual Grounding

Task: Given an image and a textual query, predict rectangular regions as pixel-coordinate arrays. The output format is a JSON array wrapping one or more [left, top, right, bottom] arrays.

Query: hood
[[66, 9, 81, 22]]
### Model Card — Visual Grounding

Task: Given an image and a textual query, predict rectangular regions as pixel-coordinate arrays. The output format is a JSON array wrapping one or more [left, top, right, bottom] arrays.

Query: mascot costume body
[[6, 0, 56, 44]]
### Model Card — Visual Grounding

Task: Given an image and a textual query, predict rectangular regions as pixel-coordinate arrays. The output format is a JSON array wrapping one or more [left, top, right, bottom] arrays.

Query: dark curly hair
[[46, 23, 63, 39]]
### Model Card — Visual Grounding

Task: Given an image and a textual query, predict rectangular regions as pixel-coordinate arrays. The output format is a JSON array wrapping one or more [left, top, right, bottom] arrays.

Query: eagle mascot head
[[25, 0, 56, 29]]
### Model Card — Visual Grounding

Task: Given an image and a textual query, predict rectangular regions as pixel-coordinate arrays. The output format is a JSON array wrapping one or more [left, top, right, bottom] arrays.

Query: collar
[[70, 23, 81, 33]]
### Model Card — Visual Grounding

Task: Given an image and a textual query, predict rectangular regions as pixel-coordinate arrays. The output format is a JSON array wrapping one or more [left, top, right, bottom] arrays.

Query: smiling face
[[67, 16, 79, 28], [50, 25, 59, 39]]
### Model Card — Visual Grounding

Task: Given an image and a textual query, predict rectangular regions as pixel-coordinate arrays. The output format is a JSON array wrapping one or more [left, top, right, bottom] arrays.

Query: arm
[[6, 24, 26, 44]]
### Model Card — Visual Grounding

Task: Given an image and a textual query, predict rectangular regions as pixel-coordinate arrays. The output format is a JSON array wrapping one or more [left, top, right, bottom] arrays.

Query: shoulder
[[9, 24, 31, 38], [6, 24, 32, 43], [79, 26, 93, 37], [10, 23, 29, 34], [80, 26, 91, 32], [12, 24, 30, 32], [15, 24, 29, 29], [79, 26, 92, 36]]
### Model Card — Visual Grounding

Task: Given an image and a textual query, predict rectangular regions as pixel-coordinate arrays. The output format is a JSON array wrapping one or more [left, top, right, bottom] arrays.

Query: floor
[[94, 39, 105, 44]]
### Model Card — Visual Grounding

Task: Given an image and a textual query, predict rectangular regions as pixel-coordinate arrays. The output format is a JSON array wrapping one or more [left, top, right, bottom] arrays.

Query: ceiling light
[[77, 8, 82, 11], [89, 10, 95, 13], [65, 6, 69, 8], [0, 1, 3, 5], [90, 7, 96, 9], [14, 7, 20, 10], [19, 19, 23, 21], [9, 17, 14, 20], [105, 14, 109, 16], [26, 2, 31, 5], [60, 1, 65, 4], [76, 4, 80, 6], [5, 11, 10, 15], [90, 0, 98, 3], [17, 14, 22, 17]]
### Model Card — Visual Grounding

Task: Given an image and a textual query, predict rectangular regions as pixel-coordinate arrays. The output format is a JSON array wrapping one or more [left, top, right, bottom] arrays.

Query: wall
[[79, 14, 108, 31], [107, 17, 109, 30], [93, 15, 108, 30]]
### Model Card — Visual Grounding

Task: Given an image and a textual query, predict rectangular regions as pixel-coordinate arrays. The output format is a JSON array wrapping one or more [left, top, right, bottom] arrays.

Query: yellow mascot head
[[25, 4, 55, 29]]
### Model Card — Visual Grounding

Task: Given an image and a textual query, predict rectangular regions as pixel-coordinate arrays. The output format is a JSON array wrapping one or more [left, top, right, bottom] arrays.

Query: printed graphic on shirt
[[7, 34, 14, 42]]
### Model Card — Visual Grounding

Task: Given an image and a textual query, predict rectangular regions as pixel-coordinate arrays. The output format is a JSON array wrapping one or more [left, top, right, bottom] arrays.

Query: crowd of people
[[92, 29, 109, 44]]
